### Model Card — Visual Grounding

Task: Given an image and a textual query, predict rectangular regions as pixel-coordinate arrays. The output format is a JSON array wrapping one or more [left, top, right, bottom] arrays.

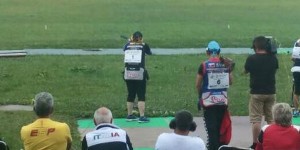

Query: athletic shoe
[[126, 115, 138, 121], [138, 116, 150, 123]]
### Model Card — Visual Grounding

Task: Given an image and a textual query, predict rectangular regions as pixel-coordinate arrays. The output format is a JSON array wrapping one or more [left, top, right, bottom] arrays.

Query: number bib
[[201, 91, 228, 107], [124, 68, 144, 80], [207, 68, 229, 89], [124, 50, 142, 63]]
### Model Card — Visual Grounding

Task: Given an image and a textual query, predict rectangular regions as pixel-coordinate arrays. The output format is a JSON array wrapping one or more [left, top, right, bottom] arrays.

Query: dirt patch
[[0, 105, 33, 111]]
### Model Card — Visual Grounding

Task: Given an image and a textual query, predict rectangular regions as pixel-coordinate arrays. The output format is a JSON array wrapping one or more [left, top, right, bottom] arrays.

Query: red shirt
[[256, 124, 300, 150]]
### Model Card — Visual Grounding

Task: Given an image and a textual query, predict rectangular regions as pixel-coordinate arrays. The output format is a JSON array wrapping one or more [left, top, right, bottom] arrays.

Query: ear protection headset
[[252, 36, 276, 54], [252, 36, 268, 50], [169, 110, 197, 132], [266, 39, 272, 52], [169, 119, 197, 131]]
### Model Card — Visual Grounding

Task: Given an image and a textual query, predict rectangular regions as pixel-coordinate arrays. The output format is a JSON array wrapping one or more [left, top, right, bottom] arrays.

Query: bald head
[[94, 107, 113, 125]]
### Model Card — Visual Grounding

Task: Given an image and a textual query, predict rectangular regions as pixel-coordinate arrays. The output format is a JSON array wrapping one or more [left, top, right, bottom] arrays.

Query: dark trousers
[[204, 105, 226, 150], [126, 79, 146, 102], [293, 72, 300, 95]]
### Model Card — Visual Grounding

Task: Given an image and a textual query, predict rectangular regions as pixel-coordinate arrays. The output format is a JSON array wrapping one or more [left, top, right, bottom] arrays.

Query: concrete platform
[[0, 105, 33, 111]]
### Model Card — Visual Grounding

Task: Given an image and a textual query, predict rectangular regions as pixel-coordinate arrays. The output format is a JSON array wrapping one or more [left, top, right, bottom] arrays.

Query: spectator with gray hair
[[255, 103, 300, 150], [20, 92, 72, 150], [82, 107, 133, 150]]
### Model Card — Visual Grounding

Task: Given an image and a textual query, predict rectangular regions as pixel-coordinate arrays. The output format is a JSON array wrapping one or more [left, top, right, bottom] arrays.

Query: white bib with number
[[124, 50, 142, 63], [207, 69, 229, 89], [124, 68, 144, 80]]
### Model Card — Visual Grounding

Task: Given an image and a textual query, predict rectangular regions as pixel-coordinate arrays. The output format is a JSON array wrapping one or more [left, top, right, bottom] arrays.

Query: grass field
[[0, 0, 299, 149], [0, 0, 299, 49], [0, 54, 294, 149]]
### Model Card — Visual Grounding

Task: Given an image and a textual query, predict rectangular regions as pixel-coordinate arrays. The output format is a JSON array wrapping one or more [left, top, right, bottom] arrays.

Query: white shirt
[[155, 133, 206, 150], [292, 46, 300, 59]]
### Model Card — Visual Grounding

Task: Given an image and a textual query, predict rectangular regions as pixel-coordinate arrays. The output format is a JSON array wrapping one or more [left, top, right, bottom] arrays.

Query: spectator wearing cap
[[195, 41, 233, 150], [20, 92, 72, 150], [155, 110, 206, 150]]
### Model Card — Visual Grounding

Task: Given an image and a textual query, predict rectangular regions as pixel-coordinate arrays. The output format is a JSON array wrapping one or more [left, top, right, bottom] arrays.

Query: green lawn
[[0, 0, 299, 49], [0, 54, 294, 149], [0, 0, 298, 149]]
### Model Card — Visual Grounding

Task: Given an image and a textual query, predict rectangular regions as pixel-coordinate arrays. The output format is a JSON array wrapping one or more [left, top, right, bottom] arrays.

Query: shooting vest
[[124, 42, 145, 80], [291, 46, 300, 72], [200, 58, 229, 107]]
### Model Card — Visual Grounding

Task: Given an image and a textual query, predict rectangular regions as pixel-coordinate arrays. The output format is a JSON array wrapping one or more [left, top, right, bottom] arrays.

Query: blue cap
[[207, 41, 221, 53]]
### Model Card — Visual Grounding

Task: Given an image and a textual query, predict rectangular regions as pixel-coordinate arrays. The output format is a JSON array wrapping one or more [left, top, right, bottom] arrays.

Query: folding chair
[[218, 145, 252, 150]]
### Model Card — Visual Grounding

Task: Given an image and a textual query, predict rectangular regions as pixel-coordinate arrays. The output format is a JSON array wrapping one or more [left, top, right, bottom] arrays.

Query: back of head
[[252, 36, 276, 53], [206, 40, 221, 55], [94, 107, 113, 125], [169, 110, 197, 132], [33, 92, 54, 117], [131, 31, 143, 42], [272, 103, 292, 127]]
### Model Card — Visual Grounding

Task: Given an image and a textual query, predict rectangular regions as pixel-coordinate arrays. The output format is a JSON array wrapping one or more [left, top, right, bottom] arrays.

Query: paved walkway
[[24, 48, 255, 55], [130, 116, 254, 148], [1, 48, 255, 56], [1, 48, 293, 57], [77, 116, 255, 149], [0, 105, 33, 111]]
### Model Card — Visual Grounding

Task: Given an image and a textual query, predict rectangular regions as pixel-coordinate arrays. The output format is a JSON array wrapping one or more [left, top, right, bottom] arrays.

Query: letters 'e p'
[[47, 128, 55, 135]]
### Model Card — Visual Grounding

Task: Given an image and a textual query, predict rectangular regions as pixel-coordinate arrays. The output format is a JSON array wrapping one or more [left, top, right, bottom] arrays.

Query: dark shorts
[[126, 79, 146, 102], [293, 72, 300, 95]]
